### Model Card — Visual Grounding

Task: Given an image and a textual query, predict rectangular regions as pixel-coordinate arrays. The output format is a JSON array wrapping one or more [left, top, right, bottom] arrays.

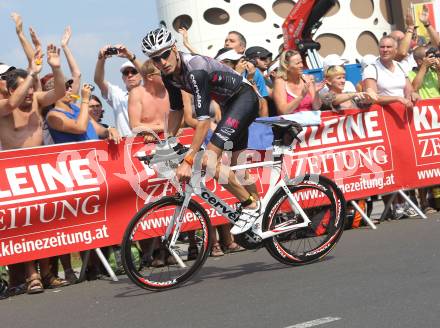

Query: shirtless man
[[128, 59, 169, 137], [0, 45, 65, 149], [0, 45, 67, 293]]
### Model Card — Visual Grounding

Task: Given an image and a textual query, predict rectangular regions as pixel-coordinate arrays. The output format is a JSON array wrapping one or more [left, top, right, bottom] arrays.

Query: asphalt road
[[2, 214, 440, 328]]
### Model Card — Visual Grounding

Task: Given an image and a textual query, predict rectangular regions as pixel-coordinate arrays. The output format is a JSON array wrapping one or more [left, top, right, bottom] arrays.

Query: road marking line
[[284, 316, 342, 328]]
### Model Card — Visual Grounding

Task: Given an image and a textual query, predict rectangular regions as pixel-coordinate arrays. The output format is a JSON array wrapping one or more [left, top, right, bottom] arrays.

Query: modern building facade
[[156, 0, 440, 63]]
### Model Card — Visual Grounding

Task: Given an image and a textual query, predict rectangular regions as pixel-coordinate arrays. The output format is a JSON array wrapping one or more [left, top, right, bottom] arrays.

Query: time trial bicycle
[[121, 118, 346, 291]]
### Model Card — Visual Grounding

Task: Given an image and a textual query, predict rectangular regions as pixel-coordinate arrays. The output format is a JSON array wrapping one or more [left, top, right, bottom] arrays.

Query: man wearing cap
[[238, 47, 270, 116], [245, 46, 272, 74], [0, 63, 16, 100], [244, 46, 273, 116], [94, 44, 142, 136], [320, 54, 356, 95]]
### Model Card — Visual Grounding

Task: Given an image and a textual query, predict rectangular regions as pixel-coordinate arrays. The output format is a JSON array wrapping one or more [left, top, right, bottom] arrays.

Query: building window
[[204, 7, 230, 25], [239, 4, 267, 23]]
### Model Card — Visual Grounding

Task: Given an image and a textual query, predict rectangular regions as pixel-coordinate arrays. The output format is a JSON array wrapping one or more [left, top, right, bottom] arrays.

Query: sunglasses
[[122, 69, 138, 76], [151, 49, 172, 63]]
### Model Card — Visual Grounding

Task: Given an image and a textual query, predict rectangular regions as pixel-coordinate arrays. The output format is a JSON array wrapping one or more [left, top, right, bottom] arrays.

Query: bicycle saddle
[[256, 118, 303, 146]]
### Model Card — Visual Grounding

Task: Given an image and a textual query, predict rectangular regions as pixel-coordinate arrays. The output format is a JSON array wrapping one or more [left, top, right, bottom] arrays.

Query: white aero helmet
[[142, 27, 176, 56]]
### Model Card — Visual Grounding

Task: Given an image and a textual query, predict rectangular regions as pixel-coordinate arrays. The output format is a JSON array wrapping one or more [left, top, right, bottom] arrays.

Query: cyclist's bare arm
[[167, 110, 184, 137], [167, 108, 209, 159], [186, 119, 210, 157]]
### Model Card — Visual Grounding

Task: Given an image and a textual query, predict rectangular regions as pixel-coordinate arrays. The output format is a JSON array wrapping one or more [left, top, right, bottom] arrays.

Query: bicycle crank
[[234, 230, 263, 250]]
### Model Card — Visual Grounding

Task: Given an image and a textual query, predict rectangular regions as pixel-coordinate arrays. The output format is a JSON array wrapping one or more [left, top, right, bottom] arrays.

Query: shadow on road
[[112, 255, 334, 298]]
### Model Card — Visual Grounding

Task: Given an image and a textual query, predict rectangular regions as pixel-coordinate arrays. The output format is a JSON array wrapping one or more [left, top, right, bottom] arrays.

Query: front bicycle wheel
[[121, 196, 212, 291], [263, 174, 346, 266]]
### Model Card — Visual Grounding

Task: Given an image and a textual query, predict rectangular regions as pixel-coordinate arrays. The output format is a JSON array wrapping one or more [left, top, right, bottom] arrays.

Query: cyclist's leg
[[231, 147, 259, 201], [202, 142, 253, 203], [204, 85, 259, 207]]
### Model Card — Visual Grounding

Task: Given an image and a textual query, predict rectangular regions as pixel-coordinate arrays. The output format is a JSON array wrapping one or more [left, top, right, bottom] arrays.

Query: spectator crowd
[[0, 3, 440, 299]]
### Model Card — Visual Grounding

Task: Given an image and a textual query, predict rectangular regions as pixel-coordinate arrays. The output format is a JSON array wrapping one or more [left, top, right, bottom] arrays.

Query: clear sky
[[0, 0, 159, 125]]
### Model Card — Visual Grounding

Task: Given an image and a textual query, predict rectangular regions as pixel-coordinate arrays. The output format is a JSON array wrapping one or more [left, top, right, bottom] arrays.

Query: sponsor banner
[[285, 104, 397, 198], [1, 100, 440, 265], [406, 99, 440, 186], [0, 141, 114, 264]]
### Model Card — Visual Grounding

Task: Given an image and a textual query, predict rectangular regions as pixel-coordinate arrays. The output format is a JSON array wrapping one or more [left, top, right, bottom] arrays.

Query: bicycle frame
[[162, 145, 313, 261]]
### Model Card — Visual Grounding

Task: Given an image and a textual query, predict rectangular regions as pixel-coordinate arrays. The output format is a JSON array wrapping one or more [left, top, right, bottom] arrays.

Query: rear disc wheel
[[263, 175, 346, 265]]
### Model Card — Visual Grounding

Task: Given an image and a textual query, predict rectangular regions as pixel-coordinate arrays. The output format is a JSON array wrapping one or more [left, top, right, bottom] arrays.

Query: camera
[[244, 57, 258, 66], [84, 83, 95, 92], [179, 22, 189, 30], [104, 47, 119, 56], [426, 47, 440, 58]]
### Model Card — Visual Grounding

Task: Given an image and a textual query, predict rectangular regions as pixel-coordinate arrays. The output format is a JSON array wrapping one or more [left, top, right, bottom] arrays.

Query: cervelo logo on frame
[[0, 148, 108, 235]]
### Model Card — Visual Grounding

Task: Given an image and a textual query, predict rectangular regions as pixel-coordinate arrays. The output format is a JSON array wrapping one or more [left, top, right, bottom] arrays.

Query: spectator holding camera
[[221, 32, 268, 116], [246, 46, 272, 74], [409, 46, 440, 99], [243, 46, 271, 116], [409, 46, 440, 215], [94, 44, 143, 136]]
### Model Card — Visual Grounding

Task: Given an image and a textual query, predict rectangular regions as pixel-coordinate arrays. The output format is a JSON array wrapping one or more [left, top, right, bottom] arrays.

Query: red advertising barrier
[[1, 99, 439, 265]]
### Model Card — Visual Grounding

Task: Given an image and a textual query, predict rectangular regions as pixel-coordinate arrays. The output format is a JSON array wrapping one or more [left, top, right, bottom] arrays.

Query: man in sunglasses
[[94, 44, 142, 136], [142, 27, 261, 235]]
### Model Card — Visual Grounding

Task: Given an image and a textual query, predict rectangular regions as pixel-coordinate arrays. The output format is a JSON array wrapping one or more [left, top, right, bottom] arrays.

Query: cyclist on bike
[[141, 27, 260, 235]]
